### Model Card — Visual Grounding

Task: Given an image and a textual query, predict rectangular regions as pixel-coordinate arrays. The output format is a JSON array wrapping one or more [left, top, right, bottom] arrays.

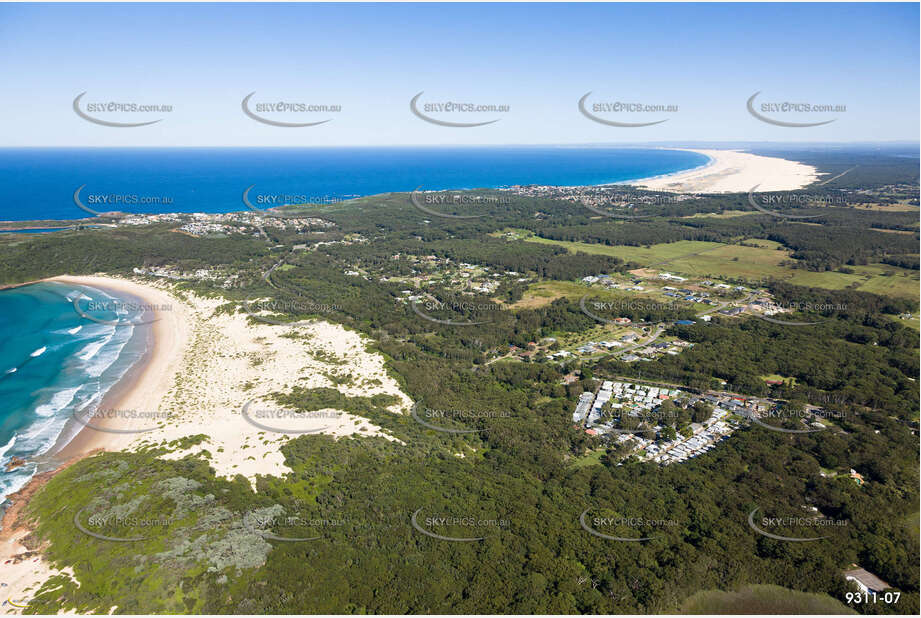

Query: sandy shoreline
[[1, 275, 188, 614], [47, 275, 191, 460], [625, 148, 820, 193], [1, 274, 412, 611]]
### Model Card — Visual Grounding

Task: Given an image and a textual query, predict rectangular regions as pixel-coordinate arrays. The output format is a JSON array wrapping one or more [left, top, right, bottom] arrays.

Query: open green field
[[680, 584, 856, 614], [520, 235, 919, 301], [761, 374, 797, 386], [567, 449, 605, 469], [510, 279, 594, 309], [521, 234, 723, 265]]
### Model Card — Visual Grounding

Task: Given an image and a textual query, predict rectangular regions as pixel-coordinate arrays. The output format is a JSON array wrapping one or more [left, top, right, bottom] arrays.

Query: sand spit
[[626, 148, 819, 193]]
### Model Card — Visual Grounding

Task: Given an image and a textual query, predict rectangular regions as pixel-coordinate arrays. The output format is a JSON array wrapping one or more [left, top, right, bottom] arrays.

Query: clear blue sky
[[0, 2, 917, 146]]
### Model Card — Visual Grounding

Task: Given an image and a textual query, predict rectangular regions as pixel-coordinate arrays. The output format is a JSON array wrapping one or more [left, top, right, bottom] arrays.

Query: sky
[[0, 2, 917, 146]]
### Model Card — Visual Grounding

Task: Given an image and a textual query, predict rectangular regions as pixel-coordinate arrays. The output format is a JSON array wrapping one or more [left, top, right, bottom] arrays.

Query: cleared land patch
[[520, 236, 919, 300]]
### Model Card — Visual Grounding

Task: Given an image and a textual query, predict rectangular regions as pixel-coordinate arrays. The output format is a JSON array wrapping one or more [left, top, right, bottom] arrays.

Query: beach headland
[[626, 148, 819, 193], [1, 274, 413, 610], [0, 457, 81, 615], [0, 275, 187, 613]]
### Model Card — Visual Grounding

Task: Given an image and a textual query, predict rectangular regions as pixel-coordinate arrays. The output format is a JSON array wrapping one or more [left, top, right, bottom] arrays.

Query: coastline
[[0, 273, 414, 609], [624, 148, 819, 193], [44, 275, 190, 460], [609, 148, 715, 187], [0, 275, 188, 613]]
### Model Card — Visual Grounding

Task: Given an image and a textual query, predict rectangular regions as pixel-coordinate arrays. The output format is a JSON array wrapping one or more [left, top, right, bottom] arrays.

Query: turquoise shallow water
[[0, 281, 149, 505], [0, 147, 710, 221]]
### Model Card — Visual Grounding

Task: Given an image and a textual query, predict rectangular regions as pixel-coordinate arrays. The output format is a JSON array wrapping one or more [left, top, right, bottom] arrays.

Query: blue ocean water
[[0, 147, 710, 221], [0, 281, 149, 505]]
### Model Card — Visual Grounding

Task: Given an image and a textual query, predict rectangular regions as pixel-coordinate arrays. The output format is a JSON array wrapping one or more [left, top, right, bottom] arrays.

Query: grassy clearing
[[567, 449, 605, 469], [521, 236, 919, 301], [679, 584, 856, 614], [524, 235, 724, 264], [761, 374, 797, 386], [509, 280, 590, 309]]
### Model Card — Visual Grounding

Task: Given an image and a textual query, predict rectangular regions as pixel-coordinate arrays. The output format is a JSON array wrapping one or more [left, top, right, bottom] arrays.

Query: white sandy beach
[[0, 275, 412, 611], [627, 148, 819, 193]]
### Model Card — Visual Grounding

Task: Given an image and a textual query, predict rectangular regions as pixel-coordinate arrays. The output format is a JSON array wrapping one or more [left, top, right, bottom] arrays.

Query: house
[[845, 567, 891, 594], [573, 392, 595, 423], [658, 272, 687, 282], [719, 307, 744, 316]]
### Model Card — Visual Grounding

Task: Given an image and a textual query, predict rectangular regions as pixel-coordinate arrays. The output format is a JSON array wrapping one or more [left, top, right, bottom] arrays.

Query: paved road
[[617, 324, 665, 356]]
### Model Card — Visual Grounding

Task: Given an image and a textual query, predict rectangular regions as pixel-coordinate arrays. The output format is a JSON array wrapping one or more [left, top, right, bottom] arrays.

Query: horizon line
[[1, 141, 918, 150]]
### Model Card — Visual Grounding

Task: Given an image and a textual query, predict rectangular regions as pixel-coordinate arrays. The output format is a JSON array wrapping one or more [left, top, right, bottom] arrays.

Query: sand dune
[[626, 148, 819, 193]]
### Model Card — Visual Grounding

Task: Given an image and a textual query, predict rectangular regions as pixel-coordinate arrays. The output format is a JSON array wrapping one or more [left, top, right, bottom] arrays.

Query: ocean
[[0, 147, 710, 221], [0, 281, 149, 505]]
